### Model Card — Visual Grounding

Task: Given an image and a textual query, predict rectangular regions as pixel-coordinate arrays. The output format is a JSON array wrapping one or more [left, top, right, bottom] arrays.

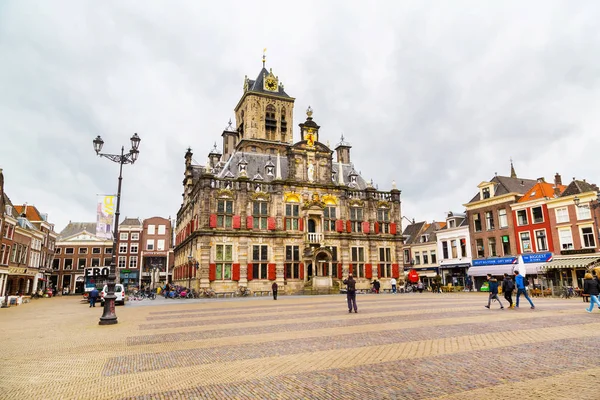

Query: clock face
[[265, 78, 278, 91]]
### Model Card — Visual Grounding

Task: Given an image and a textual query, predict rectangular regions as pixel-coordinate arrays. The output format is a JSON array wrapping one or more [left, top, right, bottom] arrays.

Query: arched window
[[265, 105, 276, 140]]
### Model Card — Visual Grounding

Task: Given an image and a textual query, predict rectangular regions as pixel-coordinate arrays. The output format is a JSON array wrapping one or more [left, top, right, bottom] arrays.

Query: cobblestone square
[[1, 293, 600, 400]]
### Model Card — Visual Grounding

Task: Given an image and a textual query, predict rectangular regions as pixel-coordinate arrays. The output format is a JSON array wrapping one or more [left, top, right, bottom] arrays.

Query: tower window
[[265, 105, 276, 140], [281, 107, 287, 139]]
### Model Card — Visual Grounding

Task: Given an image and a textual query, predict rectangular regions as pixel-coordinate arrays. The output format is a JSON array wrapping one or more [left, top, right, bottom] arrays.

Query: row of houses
[[0, 169, 58, 298], [402, 166, 600, 290]]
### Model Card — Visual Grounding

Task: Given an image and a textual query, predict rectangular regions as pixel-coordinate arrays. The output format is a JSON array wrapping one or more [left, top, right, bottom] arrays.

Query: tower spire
[[510, 157, 517, 178], [262, 48, 266, 68]]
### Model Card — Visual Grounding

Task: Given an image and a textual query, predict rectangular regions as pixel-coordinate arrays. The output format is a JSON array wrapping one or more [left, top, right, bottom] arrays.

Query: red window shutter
[[349, 264, 353, 275], [392, 264, 400, 278], [232, 263, 240, 281], [374, 222, 380, 234], [378, 264, 382, 278], [267, 217, 276, 230], [299, 218, 304, 231], [233, 215, 241, 229], [365, 264, 372, 279], [268, 263, 276, 280], [283, 217, 287, 230], [336, 220, 344, 233], [299, 263, 304, 280], [209, 263, 216, 281], [247, 263, 253, 281], [337, 263, 343, 279], [346, 220, 352, 233], [362, 221, 370, 233], [390, 223, 397, 235], [246, 216, 253, 230], [209, 214, 217, 228]]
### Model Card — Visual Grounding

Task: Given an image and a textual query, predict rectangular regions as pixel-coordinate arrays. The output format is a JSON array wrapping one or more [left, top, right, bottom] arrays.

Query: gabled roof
[[247, 67, 291, 98], [560, 179, 599, 197], [120, 217, 142, 226], [402, 221, 427, 245], [14, 204, 43, 221], [58, 222, 99, 240], [517, 181, 566, 203], [468, 175, 538, 203]]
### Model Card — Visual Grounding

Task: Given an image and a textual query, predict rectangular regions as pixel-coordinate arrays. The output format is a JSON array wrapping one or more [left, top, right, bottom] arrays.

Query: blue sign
[[472, 257, 517, 266], [521, 252, 553, 263]]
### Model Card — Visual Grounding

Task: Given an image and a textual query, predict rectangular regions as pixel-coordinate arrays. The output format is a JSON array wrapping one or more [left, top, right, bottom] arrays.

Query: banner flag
[[96, 195, 116, 239]]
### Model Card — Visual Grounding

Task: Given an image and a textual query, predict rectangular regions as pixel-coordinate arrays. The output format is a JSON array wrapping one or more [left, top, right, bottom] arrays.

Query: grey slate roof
[[468, 175, 538, 203], [58, 222, 98, 240], [120, 218, 142, 226], [214, 151, 369, 188], [560, 179, 599, 197], [247, 68, 291, 98]]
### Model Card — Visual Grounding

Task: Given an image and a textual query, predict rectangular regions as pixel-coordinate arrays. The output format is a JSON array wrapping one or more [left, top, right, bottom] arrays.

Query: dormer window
[[482, 187, 490, 199], [420, 234, 429, 243], [448, 220, 455, 228], [331, 171, 336, 182], [266, 166, 274, 176], [350, 175, 357, 184]]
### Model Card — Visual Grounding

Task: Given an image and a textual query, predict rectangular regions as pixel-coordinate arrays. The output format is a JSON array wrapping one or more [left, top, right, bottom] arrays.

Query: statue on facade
[[307, 162, 314, 182]]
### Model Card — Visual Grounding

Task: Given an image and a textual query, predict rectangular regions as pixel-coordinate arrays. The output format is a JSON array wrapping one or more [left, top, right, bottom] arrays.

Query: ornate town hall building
[[174, 60, 403, 294]]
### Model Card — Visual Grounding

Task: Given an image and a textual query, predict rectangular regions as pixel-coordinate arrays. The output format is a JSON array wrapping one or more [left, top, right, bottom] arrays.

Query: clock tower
[[233, 58, 295, 149]]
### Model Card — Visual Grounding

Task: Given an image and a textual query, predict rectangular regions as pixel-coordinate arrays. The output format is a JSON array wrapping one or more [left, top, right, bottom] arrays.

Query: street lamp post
[[93, 133, 141, 325]]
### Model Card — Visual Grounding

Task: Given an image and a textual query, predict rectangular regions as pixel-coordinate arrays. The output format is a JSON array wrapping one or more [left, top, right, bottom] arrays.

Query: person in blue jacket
[[514, 270, 535, 309]]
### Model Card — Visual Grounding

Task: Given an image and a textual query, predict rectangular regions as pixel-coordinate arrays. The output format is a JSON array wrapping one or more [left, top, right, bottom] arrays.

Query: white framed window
[[158, 225, 166, 235], [451, 240, 458, 258], [473, 213, 482, 232], [91, 258, 100, 267], [351, 247, 365, 278], [430, 250, 437, 264], [414, 251, 421, 265], [215, 244, 233, 280], [516, 210, 528, 226], [104, 247, 112, 254], [535, 229, 548, 251], [78, 247, 88, 254], [488, 237, 497, 256], [130, 244, 138, 254], [157, 239, 165, 251], [146, 239, 154, 251], [520, 232, 532, 253], [92, 247, 101, 254], [559, 229, 574, 250], [131, 232, 140, 241], [498, 209, 508, 228], [118, 256, 127, 268], [129, 256, 138, 269], [120, 232, 129, 240], [531, 206, 544, 224], [485, 211, 495, 230], [64, 259, 73, 270], [576, 205, 592, 220], [119, 244, 128, 254], [580, 226, 596, 248], [423, 252, 429, 264], [77, 258, 86, 270], [555, 207, 569, 223], [147, 225, 155, 235]]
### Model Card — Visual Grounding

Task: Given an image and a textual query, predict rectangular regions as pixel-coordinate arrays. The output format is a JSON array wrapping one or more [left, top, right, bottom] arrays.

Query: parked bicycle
[[235, 287, 251, 297], [560, 286, 576, 299]]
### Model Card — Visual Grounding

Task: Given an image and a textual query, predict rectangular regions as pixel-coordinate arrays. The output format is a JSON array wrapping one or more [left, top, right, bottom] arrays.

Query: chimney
[[554, 173, 562, 187], [537, 177, 545, 183]]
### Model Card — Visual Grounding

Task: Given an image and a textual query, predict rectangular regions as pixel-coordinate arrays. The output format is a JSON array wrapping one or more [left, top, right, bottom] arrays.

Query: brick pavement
[[1, 293, 599, 399]]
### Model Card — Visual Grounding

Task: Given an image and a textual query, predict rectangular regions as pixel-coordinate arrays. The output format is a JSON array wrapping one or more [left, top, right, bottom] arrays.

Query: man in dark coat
[[502, 273, 515, 308], [89, 287, 99, 308], [343, 273, 358, 313], [485, 274, 504, 309], [272, 281, 278, 300]]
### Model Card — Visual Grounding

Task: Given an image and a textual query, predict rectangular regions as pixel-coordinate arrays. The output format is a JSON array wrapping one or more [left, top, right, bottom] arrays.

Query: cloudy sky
[[1, 0, 600, 233]]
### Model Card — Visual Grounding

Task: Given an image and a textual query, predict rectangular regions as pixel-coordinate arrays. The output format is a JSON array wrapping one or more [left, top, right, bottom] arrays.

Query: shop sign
[[560, 248, 595, 255], [472, 257, 517, 266], [522, 252, 553, 263], [85, 267, 109, 277]]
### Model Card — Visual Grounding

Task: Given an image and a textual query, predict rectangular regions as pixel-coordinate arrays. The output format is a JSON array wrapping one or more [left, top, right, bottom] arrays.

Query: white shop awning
[[467, 265, 516, 277]]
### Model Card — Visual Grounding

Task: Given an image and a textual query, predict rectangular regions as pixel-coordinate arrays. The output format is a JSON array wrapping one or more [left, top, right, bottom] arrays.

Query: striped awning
[[542, 256, 600, 270]]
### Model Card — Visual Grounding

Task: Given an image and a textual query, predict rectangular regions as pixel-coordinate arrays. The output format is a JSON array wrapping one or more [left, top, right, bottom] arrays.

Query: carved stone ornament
[[283, 192, 301, 203], [377, 200, 391, 208], [250, 191, 271, 201], [348, 199, 365, 207], [321, 194, 338, 205], [216, 189, 234, 199]]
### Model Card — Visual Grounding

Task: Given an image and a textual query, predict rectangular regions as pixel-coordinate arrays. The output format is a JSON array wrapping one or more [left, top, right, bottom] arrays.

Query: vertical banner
[[96, 195, 116, 239]]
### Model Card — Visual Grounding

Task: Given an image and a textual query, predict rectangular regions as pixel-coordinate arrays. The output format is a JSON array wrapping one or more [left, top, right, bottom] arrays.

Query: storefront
[[518, 252, 553, 288], [119, 270, 139, 292], [466, 257, 517, 291], [408, 267, 439, 288], [439, 262, 470, 287], [541, 251, 600, 289]]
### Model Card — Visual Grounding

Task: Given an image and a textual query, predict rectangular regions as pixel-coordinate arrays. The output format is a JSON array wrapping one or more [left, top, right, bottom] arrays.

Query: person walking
[[417, 280, 424, 293], [373, 280, 381, 294], [514, 270, 535, 309], [272, 281, 278, 301], [390, 277, 397, 294], [502, 273, 515, 309], [343, 273, 358, 313], [485, 274, 504, 309], [583, 272, 600, 313], [89, 287, 99, 308]]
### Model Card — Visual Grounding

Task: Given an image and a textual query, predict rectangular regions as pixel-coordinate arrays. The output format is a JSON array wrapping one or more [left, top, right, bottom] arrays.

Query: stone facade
[[174, 61, 404, 294]]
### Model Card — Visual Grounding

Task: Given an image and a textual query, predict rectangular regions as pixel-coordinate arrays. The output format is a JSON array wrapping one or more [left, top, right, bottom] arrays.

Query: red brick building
[[140, 217, 173, 288]]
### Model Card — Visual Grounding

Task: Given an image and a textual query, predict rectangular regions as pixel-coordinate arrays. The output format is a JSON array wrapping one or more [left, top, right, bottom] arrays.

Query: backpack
[[521, 277, 529, 288], [505, 279, 515, 291]]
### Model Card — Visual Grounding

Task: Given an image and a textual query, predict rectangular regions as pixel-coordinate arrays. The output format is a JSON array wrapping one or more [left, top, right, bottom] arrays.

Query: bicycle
[[199, 288, 216, 298], [235, 287, 251, 297], [560, 286, 575, 299]]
